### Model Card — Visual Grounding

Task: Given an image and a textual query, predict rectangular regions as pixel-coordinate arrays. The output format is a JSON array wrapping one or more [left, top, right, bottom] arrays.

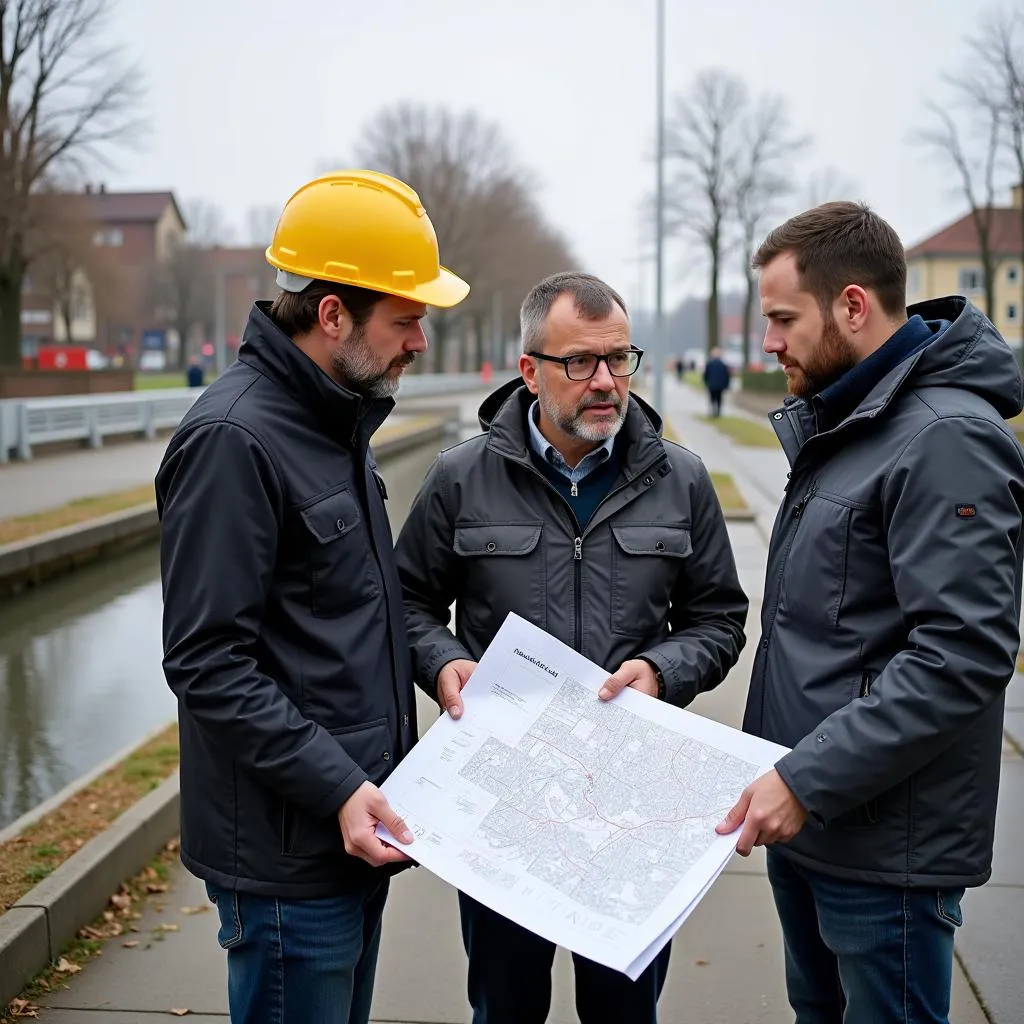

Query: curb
[[0, 773, 180, 1009], [0, 721, 177, 846], [0, 505, 159, 599]]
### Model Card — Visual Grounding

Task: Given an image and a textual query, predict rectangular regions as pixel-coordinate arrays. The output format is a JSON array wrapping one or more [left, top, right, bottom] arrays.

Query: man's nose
[[762, 328, 783, 355], [407, 323, 428, 353], [590, 359, 615, 389]]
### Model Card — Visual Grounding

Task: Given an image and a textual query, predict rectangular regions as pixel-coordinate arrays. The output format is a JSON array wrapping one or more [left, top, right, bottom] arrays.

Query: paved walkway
[[18, 377, 1018, 1021]]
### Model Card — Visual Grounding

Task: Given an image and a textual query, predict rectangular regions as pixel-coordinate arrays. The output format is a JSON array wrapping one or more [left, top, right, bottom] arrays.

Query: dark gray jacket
[[395, 381, 748, 707], [745, 296, 1024, 887], [157, 303, 416, 898]]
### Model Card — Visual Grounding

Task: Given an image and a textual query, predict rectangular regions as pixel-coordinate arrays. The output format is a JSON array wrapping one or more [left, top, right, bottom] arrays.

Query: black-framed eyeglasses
[[527, 347, 644, 381]]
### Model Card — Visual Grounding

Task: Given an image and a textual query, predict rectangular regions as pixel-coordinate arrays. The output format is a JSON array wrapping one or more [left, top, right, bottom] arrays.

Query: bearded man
[[717, 201, 1024, 1024], [395, 270, 749, 1024], [157, 171, 470, 1024]]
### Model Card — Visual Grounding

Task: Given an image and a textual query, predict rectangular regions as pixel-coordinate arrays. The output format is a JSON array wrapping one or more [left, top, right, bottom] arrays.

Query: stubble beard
[[331, 324, 415, 400]]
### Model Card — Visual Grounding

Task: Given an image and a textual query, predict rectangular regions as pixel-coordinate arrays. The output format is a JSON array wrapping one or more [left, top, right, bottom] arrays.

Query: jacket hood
[[477, 377, 665, 435], [903, 296, 1024, 419]]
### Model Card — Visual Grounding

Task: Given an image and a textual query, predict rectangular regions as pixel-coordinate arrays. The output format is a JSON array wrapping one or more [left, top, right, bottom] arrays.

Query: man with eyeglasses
[[395, 271, 749, 1024]]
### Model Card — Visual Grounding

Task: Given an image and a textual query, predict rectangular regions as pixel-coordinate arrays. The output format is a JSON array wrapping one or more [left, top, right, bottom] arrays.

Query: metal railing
[[0, 372, 515, 463]]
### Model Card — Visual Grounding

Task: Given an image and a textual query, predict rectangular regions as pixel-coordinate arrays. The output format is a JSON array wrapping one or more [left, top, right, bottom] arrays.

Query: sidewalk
[[22, 379, 1003, 1022]]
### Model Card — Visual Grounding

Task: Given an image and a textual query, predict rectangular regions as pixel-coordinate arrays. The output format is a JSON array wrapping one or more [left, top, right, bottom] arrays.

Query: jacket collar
[[236, 302, 394, 448]]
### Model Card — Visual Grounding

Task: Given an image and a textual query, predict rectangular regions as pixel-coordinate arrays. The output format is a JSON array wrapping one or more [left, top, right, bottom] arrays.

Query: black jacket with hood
[[745, 296, 1024, 887], [157, 303, 416, 897]]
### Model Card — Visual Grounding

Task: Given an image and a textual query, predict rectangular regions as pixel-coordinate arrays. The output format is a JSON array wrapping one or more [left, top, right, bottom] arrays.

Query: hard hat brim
[[399, 266, 470, 309]]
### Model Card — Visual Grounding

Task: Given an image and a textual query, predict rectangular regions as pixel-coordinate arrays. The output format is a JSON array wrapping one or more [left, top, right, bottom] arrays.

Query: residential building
[[906, 185, 1024, 348], [20, 186, 186, 365]]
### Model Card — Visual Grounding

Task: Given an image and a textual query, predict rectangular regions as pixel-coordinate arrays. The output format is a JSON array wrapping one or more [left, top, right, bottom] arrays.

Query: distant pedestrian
[[185, 357, 204, 388], [674, 356, 685, 381], [703, 347, 730, 416]]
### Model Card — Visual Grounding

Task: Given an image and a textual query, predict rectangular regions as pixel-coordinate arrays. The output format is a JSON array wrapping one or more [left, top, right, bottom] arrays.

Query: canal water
[[0, 440, 445, 829]]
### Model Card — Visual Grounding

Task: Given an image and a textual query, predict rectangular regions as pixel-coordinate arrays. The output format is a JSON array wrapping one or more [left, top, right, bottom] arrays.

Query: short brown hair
[[753, 202, 907, 318], [269, 280, 386, 338]]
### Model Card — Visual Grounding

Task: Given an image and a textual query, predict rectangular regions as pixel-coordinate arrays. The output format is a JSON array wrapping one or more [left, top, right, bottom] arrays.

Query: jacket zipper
[[859, 671, 874, 698], [574, 536, 583, 649]]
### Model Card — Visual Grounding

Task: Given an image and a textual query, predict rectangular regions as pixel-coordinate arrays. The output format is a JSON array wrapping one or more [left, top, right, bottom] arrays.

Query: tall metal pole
[[214, 266, 226, 377], [652, 0, 666, 413]]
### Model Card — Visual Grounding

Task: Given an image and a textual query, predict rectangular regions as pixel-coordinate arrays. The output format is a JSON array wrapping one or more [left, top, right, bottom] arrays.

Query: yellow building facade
[[906, 187, 1024, 348]]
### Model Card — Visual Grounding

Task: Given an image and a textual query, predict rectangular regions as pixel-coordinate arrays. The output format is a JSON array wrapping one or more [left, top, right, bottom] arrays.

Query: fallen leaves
[[168, 1010, 190, 1017], [155, 923, 180, 933], [55, 958, 82, 975], [179, 905, 209, 916], [122, 940, 140, 949], [6, 997, 40, 1018], [110, 892, 132, 912]]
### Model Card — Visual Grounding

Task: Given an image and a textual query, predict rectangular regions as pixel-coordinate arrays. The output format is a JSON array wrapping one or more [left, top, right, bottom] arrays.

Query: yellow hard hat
[[265, 169, 470, 309]]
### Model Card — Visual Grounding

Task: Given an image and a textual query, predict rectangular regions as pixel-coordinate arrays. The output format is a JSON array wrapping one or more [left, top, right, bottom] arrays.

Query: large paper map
[[378, 614, 789, 978]]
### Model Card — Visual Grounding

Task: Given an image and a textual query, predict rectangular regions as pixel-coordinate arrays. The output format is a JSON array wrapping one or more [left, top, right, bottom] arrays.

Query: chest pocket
[[299, 487, 380, 617], [778, 493, 851, 629], [610, 523, 691, 636], [453, 522, 546, 632]]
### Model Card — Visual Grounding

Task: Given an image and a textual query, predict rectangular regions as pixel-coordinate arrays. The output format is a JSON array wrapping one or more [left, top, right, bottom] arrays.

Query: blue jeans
[[458, 891, 672, 1024], [766, 851, 965, 1024], [206, 879, 389, 1024]]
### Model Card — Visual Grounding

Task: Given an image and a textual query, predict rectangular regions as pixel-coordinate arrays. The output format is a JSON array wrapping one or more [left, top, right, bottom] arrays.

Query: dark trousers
[[708, 388, 724, 417], [767, 851, 964, 1023], [206, 878, 389, 1024], [459, 890, 672, 1024]]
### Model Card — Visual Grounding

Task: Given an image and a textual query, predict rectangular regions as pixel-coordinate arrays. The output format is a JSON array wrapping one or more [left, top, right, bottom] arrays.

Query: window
[[1008, 303, 1019, 324], [93, 228, 123, 247], [1009, 266, 1020, 285], [958, 268, 984, 292]]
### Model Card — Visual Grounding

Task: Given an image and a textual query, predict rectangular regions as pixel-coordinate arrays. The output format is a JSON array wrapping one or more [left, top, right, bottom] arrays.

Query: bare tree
[[31, 187, 118, 342], [734, 95, 807, 368], [350, 103, 536, 371], [0, 0, 143, 365], [664, 70, 749, 354], [150, 199, 233, 369], [802, 166, 859, 209], [183, 198, 233, 247], [917, 103, 1004, 318], [915, 17, 1013, 322], [246, 204, 279, 249], [963, 8, 1024, 325]]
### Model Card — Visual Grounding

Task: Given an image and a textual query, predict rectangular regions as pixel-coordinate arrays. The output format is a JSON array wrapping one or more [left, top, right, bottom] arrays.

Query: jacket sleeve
[[394, 452, 473, 696], [776, 415, 1024, 824], [640, 462, 749, 706], [159, 421, 369, 817]]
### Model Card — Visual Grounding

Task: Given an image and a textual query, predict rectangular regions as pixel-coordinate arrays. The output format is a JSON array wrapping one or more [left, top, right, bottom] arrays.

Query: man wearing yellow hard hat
[[156, 170, 468, 1024]]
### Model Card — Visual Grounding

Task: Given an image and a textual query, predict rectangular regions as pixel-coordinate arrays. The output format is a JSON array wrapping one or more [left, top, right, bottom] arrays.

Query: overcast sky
[[105, 0, 997, 310]]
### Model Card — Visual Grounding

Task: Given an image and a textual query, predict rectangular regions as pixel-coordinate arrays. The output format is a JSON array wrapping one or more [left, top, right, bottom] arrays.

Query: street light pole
[[652, 0, 667, 413], [214, 265, 226, 377]]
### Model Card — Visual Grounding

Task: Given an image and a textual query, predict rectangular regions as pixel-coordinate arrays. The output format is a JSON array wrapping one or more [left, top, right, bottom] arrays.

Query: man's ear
[[519, 352, 540, 395], [318, 295, 352, 341], [837, 284, 870, 334]]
